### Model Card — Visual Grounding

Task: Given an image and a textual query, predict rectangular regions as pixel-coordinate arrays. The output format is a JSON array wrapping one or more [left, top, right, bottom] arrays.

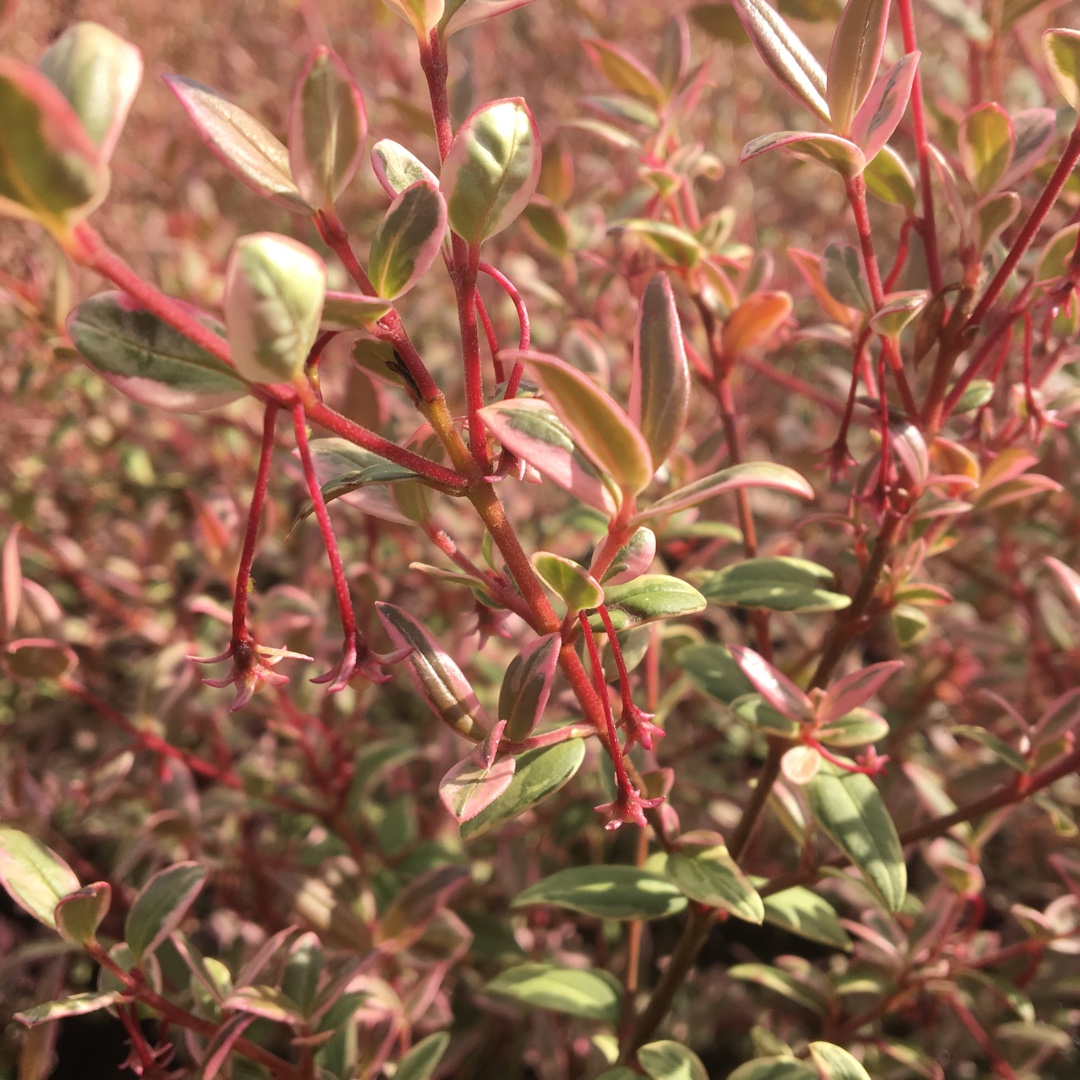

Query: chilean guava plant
[[2, 0, 1080, 1076]]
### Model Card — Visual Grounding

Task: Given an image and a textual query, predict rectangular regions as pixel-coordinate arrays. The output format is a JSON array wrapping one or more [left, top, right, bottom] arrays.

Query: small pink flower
[[311, 631, 412, 693], [190, 635, 313, 711], [594, 786, 664, 831], [621, 702, 665, 751]]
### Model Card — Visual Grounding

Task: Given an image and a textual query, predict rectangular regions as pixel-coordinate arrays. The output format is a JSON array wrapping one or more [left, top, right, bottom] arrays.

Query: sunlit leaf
[[958, 102, 1014, 197], [850, 52, 919, 163], [0, 827, 80, 929], [367, 180, 447, 299], [808, 1041, 873, 1079], [394, 1032, 452, 1080], [666, 835, 765, 922], [486, 963, 622, 1021], [1043, 28, 1080, 110], [702, 557, 849, 614], [371, 138, 439, 197], [15, 992, 126, 1028], [582, 38, 665, 106], [499, 633, 562, 741], [825, 0, 891, 135], [513, 866, 687, 921], [740, 130, 865, 178], [637, 1040, 709, 1080], [589, 575, 706, 631], [532, 551, 604, 613]]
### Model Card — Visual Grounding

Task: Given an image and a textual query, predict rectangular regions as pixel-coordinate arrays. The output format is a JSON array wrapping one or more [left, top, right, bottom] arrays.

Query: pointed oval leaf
[[461, 739, 586, 840], [581, 38, 665, 106], [513, 866, 686, 921], [722, 291, 792, 356], [531, 552, 604, 613], [678, 643, 756, 704], [481, 399, 619, 515], [850, 51, 919, 163], [439, 754, 517, 823], [808, 1041, 873, 1079], [637, 462, 813, 523], [0, 59, 108, 232], [376, 601, 489, 740], [657, 13, 692, 93], [732, 0, 830, 122], [597, 527, 656, 586], [638, 1041, 708, 1080], [728, 1059, 817, 1080], [367, 180, 447, 299], [395, 1032, 451, 1080], [815, 707, 890, 747], [485, 963, 622, 1022], [15, 992, 126, 1028], [442, 0, 539, 34], [974, 191, 1020, 252], [507, 349, 653, 495], [320, 290, 392, 330], [68, 291, 248, 412], [382, 0, 446, 38], [589, 575, 705, 632], [441, 97, 540, 243], [223, 985, 306, 1026], [288, 46, 367, 208], [371, 138, 439, 197], [818, 660, 903, 726], [37, 22, 143, 162], [163, 75, 307, 211], [55, 881, 112, 946], [730, 963, 828, 1013], [666, 842, 765, 923], [702, 557, 850, 614], [1000, 108, 1056, 188], [863, 143, 916, 208], [728, 645, 812, 721], [224, 232, 326, 386], [125, 862, 208, 961], [0, 827, 80, 929], [805, 760, 906, 911], [958, 103, 1014, 197], [759, 884, 853, 950], [630, 273, 691, 469], [869, 289, 926, 339], [740, 130, 865, 178], [499, 632, 561, 741], [1043, 28, 1080, 110], [621, 218, 702, 267], [826, 0, 891, 135]]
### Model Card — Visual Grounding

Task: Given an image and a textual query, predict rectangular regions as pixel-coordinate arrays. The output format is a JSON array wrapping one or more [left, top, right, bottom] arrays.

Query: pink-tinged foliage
[[729, 645, 811, 721], [817, 661, 904, 727], [850, 52, 919, 163], [439, 753, 517, 823]]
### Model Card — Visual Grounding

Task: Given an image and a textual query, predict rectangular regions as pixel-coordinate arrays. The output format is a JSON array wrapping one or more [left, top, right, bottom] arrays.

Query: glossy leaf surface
[[367, 180, 447, 299]]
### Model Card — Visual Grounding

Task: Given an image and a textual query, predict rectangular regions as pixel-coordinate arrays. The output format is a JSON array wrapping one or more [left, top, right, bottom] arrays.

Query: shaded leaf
[[499, 633, 561, 741], [512, 866, 687, 921], [54, 882, 111, 946], [958, 103, 1013, 197], [808, 1041, 873, 1079], [376, 602, 490, 741], [701, 557, 850, 613], [722, 292, 792, 355], [666, 838, 765, 922], [818, 660, 903, 725], [729, 963, 827, 1013], [288, 46, 367, 208], [0, 827, 80, 929], [125, 861, 208, 961], [367, 180, 447, 299], [727, 1058, 817, 1080], [16, 992, 126, 1028], [382, 0, 445, 38], [638, 1040, 709, 1080], [863, 144, 916, 209], [805, 761, 906, 911], [826, 0, 891, 134], [223, 985, 306, 1026], [67, 291, 248, 412], [442, 97, 540, 243], [485, 963, 622, 1022], [320, 290, 393, 330], [630, 273, 690, 469], [376, 864, 471, 952], [462, 739, 586, 840], [582, 38, 665, 106], [163, 75, 307, 211], [442, 0, 539, 34], [740, 130, 865, 178], [439, 755, 517, 823], [677, 643, 755, 704], [395, 1032, 451, 1080]]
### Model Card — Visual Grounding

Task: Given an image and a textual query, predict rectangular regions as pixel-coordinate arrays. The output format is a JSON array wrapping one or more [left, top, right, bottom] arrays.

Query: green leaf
[[0, 59, 108, 234], [15, 992, 126, 1028], [462, 739, 586, 840], [67, 291, 248, 412], [371, 138, 439, 196], [287, 45, 367, 208], [480, 399, 619, 516], [395, 1032, 451, 1080], [808, 1041, 873, 1079], [740, 130, 865, 178], [376, 602, 490, 741], [509, 349, 654, 496], [949, 725, 1028, 772], [678, 644, 755, 704], [631, 273, 691, 470], [816, 707, 890, 747], [441, 97, 540, 243], [863, 144, 916, 209], [0, 827, 80, 929], [37, 22, 143, 162], [55, 882, 112, 946], [582, 38, 665, 106], [512, 866, 687, 921], [805, 761, 906, 911], [532, 552, 604, 614], [382, 0, 446, 38], [727, 1056, 818, 1079], [224, 232, 326, 386], [974, 191, 1020, 252], [732, 695, 801, 737], [760, 885, 853, 950], [638, 1040, 709, 1080], [958, 103, 1014, 197], [1043, 28, 1080, 111], [729, 963, 828, 1013], [599, 527, 657, 586], [825, 0, 890, 135], [163, 75, 308, 211], [223, 985, 307, 1025], [281, 932, 323, 1015], [666, 838, 765, 923], [124, 861, 209, 961], [869, 291, 927, 340], [701, 556, 850, 613], [590, 575, 706, 631], [732, 0, 830, 122], [320, 290, 393, 330], [367, 180, 447, 299], [499, 633, 562, 741], [621, 219, 703, 267], [485, 963, 622, 1022], [636, 462, 813, 523]]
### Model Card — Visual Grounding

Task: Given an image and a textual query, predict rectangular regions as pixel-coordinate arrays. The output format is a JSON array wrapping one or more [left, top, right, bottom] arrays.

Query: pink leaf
[[439, 754, 517, 823], [818, 661, 904, 727], [850, 52, 919, 163], [728, 645, 811, 721]]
